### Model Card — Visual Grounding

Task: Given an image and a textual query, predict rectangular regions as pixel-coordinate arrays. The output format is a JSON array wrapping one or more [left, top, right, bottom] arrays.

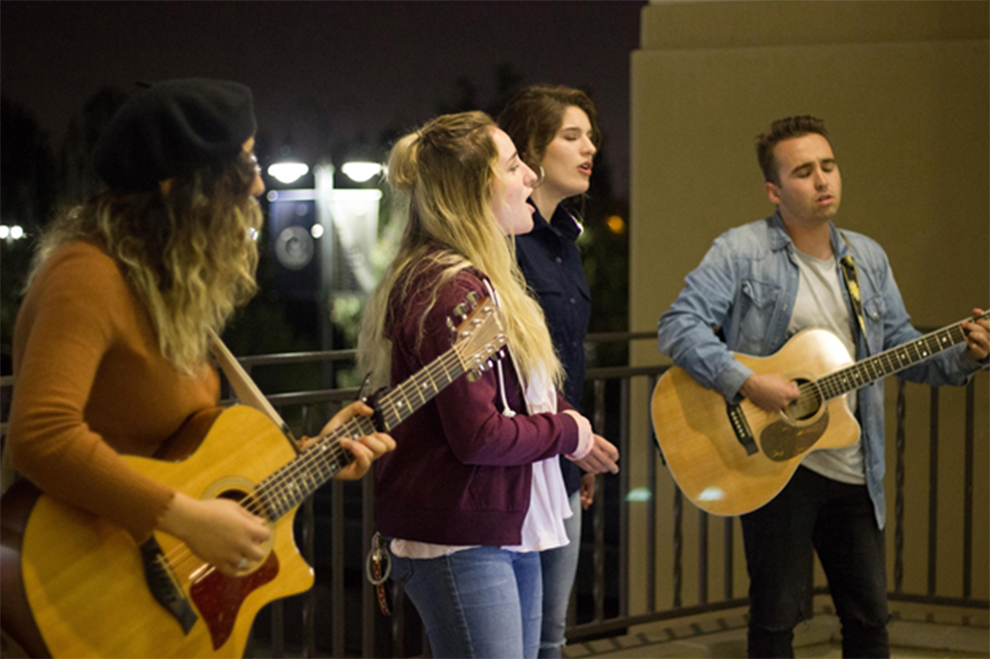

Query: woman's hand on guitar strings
[[312, 401, 396, 481], [158, 492, 270, 576]]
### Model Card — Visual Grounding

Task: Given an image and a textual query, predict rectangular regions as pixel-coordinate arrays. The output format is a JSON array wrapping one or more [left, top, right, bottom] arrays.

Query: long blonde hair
[[358, 111, 563, 390], [29, 151, 263, 375]]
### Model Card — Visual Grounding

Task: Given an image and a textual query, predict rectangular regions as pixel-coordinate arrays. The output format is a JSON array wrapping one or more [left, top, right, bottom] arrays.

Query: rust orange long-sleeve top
[[8, 241, 220, 542]]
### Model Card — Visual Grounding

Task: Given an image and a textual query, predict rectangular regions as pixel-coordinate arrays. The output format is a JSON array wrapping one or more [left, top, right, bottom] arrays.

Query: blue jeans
[[741, 467, 890, 658], [538, 490, 582, 658], [391, 546, 543, 658]]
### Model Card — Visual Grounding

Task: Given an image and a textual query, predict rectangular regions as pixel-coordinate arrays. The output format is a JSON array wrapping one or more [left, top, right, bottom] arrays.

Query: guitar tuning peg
[[466, 370, 481, 382], [446, 317, 456, 334], [453, 303, 467, 318], [466, 292, 478, 309]]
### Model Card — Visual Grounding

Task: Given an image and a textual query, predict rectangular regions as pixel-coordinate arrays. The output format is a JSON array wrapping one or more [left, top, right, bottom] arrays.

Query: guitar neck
[[817, 313, 986, 401], [250, 346, 467, 520], [377, 347, 468, 431]]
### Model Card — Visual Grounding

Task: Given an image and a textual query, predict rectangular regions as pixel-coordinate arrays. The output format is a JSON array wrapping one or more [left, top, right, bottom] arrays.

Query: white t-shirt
[[787, 248, 866, 485]]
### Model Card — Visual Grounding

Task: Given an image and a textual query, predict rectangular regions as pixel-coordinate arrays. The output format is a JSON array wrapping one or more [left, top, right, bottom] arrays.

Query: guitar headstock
[[449, 293, 508, 380]]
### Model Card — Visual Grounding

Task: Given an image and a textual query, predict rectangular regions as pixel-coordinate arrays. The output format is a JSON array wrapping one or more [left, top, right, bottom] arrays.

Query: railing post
[[619, 377, 631, 618], [672, 488, 682, 609], [963, 380, 974, 602], [361, 473, 376, 657], [299, 404, 316, 659], [698, 511, 708, 605], [894, 379, 907, 593], [646, 374, 658, 614], [271, 600, 285, 658], [302, 495, 316, 658], [723, 517, 734, 601], [331, 478, 346, 656], [593, 378, 607, 623], [927, 387, 939, 599]]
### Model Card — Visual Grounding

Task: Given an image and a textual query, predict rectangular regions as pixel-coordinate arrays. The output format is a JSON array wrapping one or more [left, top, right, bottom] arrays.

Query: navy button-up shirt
[[516, 202, 592, 493]]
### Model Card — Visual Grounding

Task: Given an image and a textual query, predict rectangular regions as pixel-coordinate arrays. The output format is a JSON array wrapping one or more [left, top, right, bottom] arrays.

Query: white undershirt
[[787, 248, 866, 485]]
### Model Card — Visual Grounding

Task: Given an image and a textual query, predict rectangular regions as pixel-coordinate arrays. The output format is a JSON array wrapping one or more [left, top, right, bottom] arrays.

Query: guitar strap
[[838, 233, 871, 358], [207, 328, 299, 446]]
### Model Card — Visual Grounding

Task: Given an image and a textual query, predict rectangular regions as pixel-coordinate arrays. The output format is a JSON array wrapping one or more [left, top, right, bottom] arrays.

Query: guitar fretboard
[[252, 345, 470, 520], [816, 313, 987, 402]]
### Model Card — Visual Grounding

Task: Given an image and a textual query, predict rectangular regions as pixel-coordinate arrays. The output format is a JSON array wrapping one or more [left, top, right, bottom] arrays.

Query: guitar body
[[652, 329, 861, 516], [3, 405, 313, 658]]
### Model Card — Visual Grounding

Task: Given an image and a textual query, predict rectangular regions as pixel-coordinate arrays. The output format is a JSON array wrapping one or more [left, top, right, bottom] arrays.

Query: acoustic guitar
[[0, 294, 506, 658], [651, 312, 987, 517]]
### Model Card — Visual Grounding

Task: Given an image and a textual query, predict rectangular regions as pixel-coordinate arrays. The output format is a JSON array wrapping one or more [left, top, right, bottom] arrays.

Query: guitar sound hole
[[217, 488, 254, 514], [783, 378, 821, 422]]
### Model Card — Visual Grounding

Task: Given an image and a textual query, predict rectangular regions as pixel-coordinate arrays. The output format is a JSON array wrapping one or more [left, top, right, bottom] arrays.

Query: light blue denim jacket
[[657, 212, 983, 528]]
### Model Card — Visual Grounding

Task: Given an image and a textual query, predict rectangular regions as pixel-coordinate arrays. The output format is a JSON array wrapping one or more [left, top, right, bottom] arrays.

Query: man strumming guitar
[[656, 115, 989, 658]]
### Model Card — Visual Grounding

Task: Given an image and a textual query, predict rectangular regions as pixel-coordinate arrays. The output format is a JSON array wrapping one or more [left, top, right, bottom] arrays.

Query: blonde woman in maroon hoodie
[[359, 111, 618, 658]]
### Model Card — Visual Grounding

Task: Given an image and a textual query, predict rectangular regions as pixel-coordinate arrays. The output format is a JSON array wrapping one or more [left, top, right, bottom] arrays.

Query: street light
[[340, 161, 383, 183], [267, 161, 310, 185], [0, 224, 26, 241]]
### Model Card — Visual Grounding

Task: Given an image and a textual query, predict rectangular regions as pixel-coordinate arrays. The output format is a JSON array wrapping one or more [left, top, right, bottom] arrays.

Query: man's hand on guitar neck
[[739, 373, 800, 413], [962, 307, 990, 362]]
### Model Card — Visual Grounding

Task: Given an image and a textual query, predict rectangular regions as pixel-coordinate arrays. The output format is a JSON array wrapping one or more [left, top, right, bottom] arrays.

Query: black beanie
[[93, 78, 257, 191]]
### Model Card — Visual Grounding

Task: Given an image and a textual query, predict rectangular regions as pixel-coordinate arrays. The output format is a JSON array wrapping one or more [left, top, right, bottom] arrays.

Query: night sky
[[1, 0, 644, 196]]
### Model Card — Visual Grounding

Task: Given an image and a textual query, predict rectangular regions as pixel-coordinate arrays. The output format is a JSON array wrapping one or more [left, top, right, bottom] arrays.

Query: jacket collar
[[767, 210, 849, 259], [530, 199, 583, 243]]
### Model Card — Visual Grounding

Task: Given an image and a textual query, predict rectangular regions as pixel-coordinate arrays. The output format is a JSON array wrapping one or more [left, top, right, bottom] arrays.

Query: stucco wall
[[629, 0, 988, 614]]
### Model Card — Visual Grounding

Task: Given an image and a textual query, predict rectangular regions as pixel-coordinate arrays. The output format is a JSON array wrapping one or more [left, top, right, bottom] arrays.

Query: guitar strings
[[158, 346, 471, 577], [229, 324, 496, 524], [238, 346, 467, 518], [769, 318, 972, 418], [242, 310, 498, 515]]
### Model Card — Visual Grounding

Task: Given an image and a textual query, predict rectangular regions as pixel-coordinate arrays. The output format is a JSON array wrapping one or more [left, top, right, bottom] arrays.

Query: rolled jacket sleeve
[[658, 235, 753, 401]]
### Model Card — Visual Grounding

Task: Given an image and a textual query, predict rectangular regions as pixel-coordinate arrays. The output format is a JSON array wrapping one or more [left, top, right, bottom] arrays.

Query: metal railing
[[1, 331, 986, 657]]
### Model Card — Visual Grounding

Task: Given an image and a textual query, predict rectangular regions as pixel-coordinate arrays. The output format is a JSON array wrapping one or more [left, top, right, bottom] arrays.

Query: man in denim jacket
[[657, 116, 989, 658]]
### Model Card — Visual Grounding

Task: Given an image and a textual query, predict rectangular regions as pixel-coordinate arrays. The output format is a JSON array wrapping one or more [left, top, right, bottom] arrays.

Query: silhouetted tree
[[1, 97, 58, 371], [59, 86, 128, 204]]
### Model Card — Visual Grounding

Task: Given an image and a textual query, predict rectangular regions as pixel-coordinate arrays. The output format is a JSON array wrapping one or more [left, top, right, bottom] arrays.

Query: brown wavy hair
[[498, 83, 601, 173], [29, 150, 263, 374]]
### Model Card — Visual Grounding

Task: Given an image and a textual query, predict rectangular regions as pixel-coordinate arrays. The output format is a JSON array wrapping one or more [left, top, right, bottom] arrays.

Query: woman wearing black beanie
[[2, 78, 393, 658]]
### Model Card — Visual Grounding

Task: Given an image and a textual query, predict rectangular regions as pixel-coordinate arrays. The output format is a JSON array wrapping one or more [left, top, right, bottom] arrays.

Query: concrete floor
[[563, 601, 989, 659]]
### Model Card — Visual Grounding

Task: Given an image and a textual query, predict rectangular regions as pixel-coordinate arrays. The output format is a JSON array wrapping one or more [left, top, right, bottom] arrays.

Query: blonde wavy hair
[[358, 111, 563, 390], [28, 151, 263, 375]]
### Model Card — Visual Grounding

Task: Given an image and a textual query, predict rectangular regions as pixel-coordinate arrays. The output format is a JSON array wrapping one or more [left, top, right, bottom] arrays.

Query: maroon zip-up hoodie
[[373, 258, 579, 546]]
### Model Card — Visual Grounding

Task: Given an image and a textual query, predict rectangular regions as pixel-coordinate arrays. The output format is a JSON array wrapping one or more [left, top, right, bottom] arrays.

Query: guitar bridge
[[726, 403, 758, 456], [140, 536, 198, 634]]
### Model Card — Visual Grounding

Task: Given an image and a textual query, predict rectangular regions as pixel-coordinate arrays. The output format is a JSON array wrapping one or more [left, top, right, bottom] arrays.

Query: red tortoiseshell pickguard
[[189, 552, 280, 650]]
